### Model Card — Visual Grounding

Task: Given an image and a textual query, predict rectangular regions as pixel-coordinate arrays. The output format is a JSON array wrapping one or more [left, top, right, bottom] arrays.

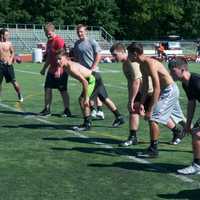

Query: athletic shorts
[[44, 71, 68, 91], [0, 61, 16, 83], [150, 83, 185, 125]]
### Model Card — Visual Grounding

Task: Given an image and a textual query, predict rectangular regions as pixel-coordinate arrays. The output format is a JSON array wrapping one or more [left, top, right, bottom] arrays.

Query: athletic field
[[0, 62, 199, 200]]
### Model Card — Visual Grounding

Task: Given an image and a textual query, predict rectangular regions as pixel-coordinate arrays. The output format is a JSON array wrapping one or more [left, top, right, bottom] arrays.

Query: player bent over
[[56, 50, 125, 131]]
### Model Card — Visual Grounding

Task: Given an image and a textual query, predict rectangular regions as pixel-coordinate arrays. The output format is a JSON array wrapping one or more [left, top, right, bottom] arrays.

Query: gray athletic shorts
[[150, 83, 185, 125]]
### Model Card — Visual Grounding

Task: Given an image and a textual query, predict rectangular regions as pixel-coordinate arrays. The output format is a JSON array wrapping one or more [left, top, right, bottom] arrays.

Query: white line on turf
[[0, 101, 199, 186]]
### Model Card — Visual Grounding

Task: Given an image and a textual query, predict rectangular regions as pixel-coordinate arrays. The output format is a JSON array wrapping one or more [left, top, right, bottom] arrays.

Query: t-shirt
[[182, 73, 200, 102], [73, 38, 101, 69], [46, 35, 65, 75]]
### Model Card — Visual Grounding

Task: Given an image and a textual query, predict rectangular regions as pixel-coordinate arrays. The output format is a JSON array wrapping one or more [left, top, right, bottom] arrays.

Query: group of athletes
[[0, 22, 200, 175]]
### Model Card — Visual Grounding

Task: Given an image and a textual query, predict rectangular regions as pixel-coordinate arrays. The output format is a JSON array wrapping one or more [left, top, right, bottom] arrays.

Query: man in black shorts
[[168, 57, 200, 175], [0, 28, 23, 102]]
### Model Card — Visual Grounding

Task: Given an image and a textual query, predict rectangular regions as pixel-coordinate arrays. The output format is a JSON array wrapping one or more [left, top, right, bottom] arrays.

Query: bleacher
[[3, 24, 112, 54]]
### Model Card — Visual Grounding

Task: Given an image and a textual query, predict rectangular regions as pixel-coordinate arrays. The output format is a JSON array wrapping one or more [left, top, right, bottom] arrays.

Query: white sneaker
[[96, 110, 105, 120], [177, 163, 200, 175], [91, 109, 97, 118]]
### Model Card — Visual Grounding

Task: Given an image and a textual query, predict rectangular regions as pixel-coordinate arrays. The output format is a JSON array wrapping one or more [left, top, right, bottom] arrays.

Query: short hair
[[56, 49, 68, 58], [168, 57, 188, 70], [44, 22, 55, 32], [127, 42, 143, 55], [0, 28, 8, 36], [110, 43, 126, 54], [76, 24, 87, 31]]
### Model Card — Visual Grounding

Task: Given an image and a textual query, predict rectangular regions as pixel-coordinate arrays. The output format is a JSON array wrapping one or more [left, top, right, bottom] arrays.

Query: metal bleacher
[[1, 24, 113, 54]]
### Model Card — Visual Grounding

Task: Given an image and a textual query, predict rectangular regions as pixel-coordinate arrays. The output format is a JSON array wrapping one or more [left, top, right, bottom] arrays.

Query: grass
[[0, 62, 199, 200]]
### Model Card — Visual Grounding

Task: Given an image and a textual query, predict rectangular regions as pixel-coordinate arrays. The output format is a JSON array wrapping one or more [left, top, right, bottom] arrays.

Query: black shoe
[[119, 136, 138, 147], [112, 115, 125, 127], [137, 146, 159, 158], [63, 108, 72, 117], [18, 93, 23, 102], [39, 108, 51, 116], [171, 129, 185, 145], [73, 123, 91, 131]]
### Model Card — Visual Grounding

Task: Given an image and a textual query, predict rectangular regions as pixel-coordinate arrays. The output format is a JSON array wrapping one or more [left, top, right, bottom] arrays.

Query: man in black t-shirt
[[168, 57, 200, 175]]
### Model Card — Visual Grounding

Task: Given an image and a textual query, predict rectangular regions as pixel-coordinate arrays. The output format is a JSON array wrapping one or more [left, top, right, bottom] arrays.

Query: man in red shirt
[[39, 22, 71, 116]]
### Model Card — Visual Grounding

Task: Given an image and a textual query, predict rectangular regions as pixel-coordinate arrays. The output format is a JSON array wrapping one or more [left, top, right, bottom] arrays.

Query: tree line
[[0, 0, 200, 40]]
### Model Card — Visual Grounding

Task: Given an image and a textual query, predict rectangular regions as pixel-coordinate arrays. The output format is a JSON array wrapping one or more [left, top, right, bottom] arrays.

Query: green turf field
[[0, 62, 199, 200]]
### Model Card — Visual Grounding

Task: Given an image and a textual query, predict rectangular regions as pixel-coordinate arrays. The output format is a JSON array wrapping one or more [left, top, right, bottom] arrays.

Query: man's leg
[[11, 80, 23, 102], [60, 90, 71, 117], [39, 88, 52, 116], [96, 97, 105, 119]]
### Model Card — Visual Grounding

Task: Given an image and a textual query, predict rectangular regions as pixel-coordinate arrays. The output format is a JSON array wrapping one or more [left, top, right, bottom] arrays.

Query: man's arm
[[91, 52, 101, 71], [9, 43, 15, 64], [185, 100, 196, 133], [40, 59, 50, 75]]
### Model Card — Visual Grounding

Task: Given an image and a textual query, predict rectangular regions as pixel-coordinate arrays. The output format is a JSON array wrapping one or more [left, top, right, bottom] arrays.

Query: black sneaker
[[73, 123, 91, 131], [63, 108, 72, 117], [112, 115, 125, 127], [18, 93, 23, 102], [137, 146, 159, 158], [39, 108, 51, 116], [171, 129, 185, 145], [119, 136, 138, 147]]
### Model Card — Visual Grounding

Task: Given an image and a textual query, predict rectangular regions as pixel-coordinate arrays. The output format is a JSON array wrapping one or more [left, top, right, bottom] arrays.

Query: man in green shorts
[[56, 50, 125, 131]]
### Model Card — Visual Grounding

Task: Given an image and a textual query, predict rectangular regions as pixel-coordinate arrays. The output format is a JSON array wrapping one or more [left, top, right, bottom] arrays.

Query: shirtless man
[[0, 28, 23, 102], [56, 50, 125, 131], [110, 42, 153, 146], [127, 42, 185, 158]]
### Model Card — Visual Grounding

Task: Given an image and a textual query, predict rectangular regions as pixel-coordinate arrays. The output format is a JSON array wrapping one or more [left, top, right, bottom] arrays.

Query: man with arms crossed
[[168, 57, 200, 175], [56, 50, 124, 131], [0, 28, 23, 102], [73, 24, 104, 120], [40, 22, 71, 117], [127, 42, 185, 158]]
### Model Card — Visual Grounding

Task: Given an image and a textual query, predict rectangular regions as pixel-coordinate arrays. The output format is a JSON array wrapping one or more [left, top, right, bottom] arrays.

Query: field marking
[[0, 101, 199, 187]]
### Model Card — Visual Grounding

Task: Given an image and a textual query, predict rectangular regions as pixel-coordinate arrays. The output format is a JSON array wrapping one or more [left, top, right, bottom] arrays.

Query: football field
[[0, 62, 199, 200]]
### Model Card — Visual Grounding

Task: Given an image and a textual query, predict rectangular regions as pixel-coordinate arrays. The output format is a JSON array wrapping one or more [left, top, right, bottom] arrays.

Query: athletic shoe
[[96, 110, 105, 120], [73, 123, 91, 131], [119, 136, 138, 147], [171, 129, 185, 145], [18, 94, 23, 102], [62, 108, 72, 117], [137, 146, 159, 158], [91, 109, 97, 118], [177, 163, 200, 175], [39, 108, 51, 116], [112, 115, 125, 127]]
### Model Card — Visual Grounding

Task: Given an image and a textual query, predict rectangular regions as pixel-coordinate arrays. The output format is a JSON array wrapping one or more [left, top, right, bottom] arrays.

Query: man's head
[[76, 24, 87, 40], [44, 22, 55, 40], [56, 49, 70, 67], [127, 42, 144, 62], [168, 57, 189, 81], [0, 28, 9, 42], [110, 43, 127, 62]]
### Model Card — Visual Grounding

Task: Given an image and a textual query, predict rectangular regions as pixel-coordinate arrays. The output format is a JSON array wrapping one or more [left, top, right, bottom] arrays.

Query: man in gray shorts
[[73, 24, 105, 120], [127, 42, 185, 158]]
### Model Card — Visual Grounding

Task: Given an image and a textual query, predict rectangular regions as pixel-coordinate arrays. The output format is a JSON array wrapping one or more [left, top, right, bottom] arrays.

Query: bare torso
[[0, 41, 13, 63]]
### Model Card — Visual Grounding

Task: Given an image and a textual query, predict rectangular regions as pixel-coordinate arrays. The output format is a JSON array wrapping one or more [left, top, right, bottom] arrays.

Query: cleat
[[119, 136, 138, 147], [96, 110, 105, 120], [62, 107, 72, 117], [177, 163, 200, 175], [39, 108, 51, 116], [112, 115, 125, 127], [73, 123, 91, 131], [18, 94, 23, 102], [91, 109, 97, 119], [137, 146, 159, 158], [171, 128, 185, 145]]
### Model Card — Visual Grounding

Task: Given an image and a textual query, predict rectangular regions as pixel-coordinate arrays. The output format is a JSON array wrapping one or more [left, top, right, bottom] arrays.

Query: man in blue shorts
[[168, 57, 200, 175]]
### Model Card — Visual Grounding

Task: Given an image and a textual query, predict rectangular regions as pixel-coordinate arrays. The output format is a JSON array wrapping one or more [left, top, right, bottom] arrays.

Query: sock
[[130, 130, 137, 138], [171, 125, 180, 134], [97, 106, 102, 112], [113, 109, 120, 118], [194, 159, 200, 166], [150, 140, 158, 149], [84, 116, 91, 125]]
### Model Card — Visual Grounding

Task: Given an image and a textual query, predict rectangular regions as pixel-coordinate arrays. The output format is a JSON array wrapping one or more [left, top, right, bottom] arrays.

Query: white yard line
[[0, 101, 199, 187]]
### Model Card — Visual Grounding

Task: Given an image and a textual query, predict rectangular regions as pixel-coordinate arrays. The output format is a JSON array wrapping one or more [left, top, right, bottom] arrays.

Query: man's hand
[[40, 68, 46, 75], [84, 97, 90, 107]]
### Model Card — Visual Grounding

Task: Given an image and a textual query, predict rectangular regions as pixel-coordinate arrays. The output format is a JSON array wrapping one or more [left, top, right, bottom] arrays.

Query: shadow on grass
[[158, 189, 200, 199], [0, 110, 37, 116], [88, 161, 186, 174]]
